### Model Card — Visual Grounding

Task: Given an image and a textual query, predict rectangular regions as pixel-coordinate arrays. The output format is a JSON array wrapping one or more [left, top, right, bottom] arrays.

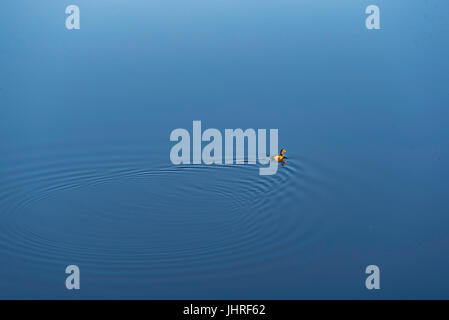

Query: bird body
[[272, 149, 287, 162]]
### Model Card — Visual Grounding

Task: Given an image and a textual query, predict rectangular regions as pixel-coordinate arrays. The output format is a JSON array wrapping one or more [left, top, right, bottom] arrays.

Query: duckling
[[272, 148, 287, 162]]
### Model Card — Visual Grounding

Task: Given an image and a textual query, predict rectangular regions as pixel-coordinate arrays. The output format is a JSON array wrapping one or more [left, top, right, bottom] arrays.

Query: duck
[[273, 148, 287, 162]]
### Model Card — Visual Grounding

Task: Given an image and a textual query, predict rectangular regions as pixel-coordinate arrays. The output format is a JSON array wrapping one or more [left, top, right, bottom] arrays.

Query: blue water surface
[[0, 0, 448, 299]]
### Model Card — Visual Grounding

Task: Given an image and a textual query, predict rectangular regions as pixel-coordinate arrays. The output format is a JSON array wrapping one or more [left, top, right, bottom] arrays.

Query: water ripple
[[0, 145, 333, 280]]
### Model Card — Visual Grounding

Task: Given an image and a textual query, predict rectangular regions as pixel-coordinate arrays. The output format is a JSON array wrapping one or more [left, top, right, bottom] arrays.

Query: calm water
[[0, 1, 448, 299]]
